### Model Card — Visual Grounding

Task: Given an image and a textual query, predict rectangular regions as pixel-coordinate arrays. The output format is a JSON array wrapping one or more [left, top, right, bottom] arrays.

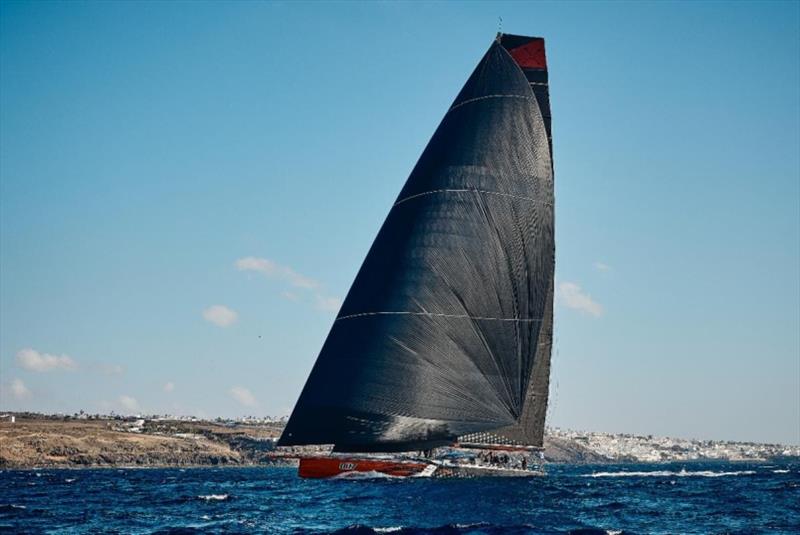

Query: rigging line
[[336, 311, 544, 322], [394, 189, 554, 208], [448, 94, 536, 113]]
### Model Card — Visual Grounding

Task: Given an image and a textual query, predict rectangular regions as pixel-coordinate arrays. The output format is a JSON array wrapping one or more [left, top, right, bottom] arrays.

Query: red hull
[[298, 456, 429, 478]]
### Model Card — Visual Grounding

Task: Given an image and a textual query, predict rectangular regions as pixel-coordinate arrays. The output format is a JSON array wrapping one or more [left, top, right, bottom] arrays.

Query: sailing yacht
[[278, 33, 555, 478]]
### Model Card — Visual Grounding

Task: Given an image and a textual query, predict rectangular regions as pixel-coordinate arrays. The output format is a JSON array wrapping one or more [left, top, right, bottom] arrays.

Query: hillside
[[1, 414, 795, 468]]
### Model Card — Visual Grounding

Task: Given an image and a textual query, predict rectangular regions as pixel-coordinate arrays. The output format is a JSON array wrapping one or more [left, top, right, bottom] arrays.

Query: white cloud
[[119, 395, 139, 412], [95, 363, 125, 375], [163, 382, 175, 393], [594, 261, 612, 272], [557, 281, 604, 317], [236, 256, 341, 314], [315, 295, 342, 312], [16, 348, 78, 372], [10, 378, 31, 400], [230, 386, 257, 407], [203, 305, 238, 327], [235, 256, 319, 289]]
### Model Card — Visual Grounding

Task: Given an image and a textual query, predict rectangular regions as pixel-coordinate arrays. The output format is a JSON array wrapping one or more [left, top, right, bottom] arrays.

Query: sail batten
[[278, 36, 554, 452], [394, 188, 552, 207], [448, 94, 539, 112], [336, 312, 544, 322]]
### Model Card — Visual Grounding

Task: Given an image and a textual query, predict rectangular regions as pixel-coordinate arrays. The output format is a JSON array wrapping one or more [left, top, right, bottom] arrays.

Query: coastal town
[[1, 412, 797, 469], [546, 427, 799, 463]]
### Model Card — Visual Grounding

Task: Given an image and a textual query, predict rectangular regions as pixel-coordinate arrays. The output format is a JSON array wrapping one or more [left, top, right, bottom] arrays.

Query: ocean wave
[[196, 494, 229, 501], [772, 469, 790, 474], [327, 524, 630, 535], [328, 522, 551, 534], [0, 504, 29, 517], [585, 469, 756, 478]]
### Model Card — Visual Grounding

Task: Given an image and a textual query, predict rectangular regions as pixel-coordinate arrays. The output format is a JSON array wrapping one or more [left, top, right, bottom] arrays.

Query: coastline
[[2, 414, 797, 470]]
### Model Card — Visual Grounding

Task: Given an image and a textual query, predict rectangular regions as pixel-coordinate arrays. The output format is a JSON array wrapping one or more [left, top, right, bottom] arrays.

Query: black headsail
[[279, 35, 554, 453]]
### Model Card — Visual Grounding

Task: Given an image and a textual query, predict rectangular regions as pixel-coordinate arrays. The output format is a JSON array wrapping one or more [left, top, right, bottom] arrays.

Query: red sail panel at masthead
[[507, 38, 547, 69], [499, 34, 552, 158]]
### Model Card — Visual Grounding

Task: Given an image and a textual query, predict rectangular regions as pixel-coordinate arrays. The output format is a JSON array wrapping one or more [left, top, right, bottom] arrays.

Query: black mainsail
[[279, 35, 554, 453]]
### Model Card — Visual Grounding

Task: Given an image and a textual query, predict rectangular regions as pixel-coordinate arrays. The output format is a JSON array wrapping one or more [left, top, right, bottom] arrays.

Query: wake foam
[[585, 469, 756, 478], [196, 494, 229, 501], [332, 523, 555, 534]]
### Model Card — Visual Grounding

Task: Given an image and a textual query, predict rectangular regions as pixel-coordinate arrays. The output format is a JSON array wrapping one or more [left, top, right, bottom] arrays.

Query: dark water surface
[[1, 461, 798, 534]]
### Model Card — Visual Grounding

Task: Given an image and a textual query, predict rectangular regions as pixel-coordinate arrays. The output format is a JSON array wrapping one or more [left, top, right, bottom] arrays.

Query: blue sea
[[1, 461, 798, 534]]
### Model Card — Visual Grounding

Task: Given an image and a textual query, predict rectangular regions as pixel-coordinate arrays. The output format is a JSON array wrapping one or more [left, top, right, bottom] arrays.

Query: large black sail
[[489, 34, 554, 447], [279, 37, 554, 452]]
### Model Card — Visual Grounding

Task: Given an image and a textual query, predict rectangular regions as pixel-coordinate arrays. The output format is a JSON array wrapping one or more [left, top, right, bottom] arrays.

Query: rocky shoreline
[[0, 415, 286, 469], [1, 414, 796, 469]]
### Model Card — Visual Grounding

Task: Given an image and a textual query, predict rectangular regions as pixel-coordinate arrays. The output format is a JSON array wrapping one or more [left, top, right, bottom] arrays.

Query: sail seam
[[448, 94, 536, 113], [336, 311, 544, 322], [394, 189, 553, 207]]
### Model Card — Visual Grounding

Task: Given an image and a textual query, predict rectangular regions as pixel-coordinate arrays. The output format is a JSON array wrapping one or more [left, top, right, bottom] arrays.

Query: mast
[[278, 36, 554, 453]]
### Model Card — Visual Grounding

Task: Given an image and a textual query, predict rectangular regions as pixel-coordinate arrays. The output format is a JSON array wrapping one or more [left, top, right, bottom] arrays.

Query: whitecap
[[65, 478, 76, 483], [585, 469, 756, 478], [773, 469, 790, 474], [375, 528, 403, 533], [197, 494, 229, 501]]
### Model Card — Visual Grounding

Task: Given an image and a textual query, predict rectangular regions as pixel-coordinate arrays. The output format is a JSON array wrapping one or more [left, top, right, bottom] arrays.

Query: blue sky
[[1, 1, 798, 445]]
